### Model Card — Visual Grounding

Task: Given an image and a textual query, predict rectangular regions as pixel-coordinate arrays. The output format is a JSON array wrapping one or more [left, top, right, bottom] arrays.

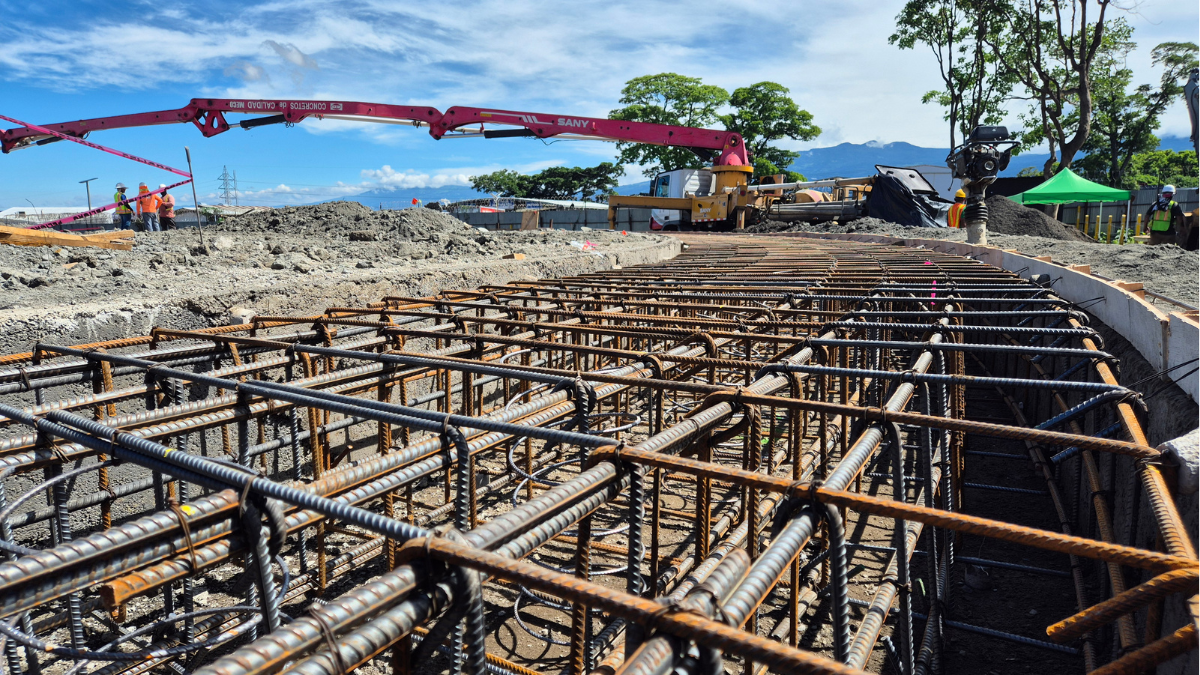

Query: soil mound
[[745, 217, 927, 236], [984, 195, 1093, 242], [987, 236, 1199, 305], [216, 201, 476, 240], [746, 196, 1092, 242], [744, 220, 803, 233]]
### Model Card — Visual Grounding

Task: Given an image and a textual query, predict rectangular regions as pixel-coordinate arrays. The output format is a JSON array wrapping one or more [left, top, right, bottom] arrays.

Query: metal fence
[[1058, 187, 1199, 230], [452, 208, 653, 231], [0, 213, 112, 231]]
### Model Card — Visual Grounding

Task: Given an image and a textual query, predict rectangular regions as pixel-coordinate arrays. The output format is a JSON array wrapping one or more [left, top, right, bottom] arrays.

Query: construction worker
[[137, 182, 161, 232], [158, 184, 177, 230], [1145, 185, 1184, 246], [947, 189, 966, 228], [114, 183, 133, 230]]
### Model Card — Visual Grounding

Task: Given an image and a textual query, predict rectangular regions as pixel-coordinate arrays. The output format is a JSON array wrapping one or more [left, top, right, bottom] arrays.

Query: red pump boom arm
[[1, 98, 748, 165]]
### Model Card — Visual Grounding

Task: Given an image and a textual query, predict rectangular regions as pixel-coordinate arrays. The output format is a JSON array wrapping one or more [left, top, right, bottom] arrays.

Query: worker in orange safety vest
[[136, 182, 162, 232], [947, 189, 966, 228], [158, 184, 177, 230]]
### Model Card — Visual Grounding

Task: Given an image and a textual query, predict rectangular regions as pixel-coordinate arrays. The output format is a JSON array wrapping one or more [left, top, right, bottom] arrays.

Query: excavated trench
[[0, 235, 1193, 675]]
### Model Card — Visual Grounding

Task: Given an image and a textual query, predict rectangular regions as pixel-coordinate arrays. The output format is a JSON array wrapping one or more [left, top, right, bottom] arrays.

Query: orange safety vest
[[948, 202, 965, 228], [137, 189, 160, 216], [158, 193, 176, 218]]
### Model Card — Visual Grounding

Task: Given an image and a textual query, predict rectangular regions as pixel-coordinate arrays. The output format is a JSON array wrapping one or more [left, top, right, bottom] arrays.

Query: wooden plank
[[0, 226, 134, 251], [77, 229, 135, 241], [1115, 281, 1146, 299]]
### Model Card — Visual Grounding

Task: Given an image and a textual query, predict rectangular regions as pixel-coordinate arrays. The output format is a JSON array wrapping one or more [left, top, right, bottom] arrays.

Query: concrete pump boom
[[0, 98, 749, 166]]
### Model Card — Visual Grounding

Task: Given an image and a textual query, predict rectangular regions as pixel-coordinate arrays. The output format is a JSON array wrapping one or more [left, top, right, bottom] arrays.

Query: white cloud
[[361, 166, 470, 189], [1, 0, 1194, 150], [202, 157, 581, 206], [224, 60, 270, 83], [618, 164, 646, 186], [359, 157, 565, 189], [262, 40, 318, 69], [207, 180, 371, 206]]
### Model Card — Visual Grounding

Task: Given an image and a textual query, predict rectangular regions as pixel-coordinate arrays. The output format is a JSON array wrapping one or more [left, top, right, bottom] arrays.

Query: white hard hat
[[115, 182, 126, 189], [138, 182, 147, 187], [1162, 184, 1176, 194], [159, 184, 167, 189]]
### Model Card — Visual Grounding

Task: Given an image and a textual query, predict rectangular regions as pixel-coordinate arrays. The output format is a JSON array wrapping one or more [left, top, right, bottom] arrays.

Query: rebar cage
[[0, 236, 1193, 675]]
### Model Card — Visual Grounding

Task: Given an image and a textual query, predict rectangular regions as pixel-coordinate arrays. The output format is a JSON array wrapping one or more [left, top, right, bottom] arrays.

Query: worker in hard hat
[[1145, 185, 1184, 246], [114, 183, 133, 230], [947, 189, 966, 228], [158, 184, 177, 230], [136, 182, 161, 232]]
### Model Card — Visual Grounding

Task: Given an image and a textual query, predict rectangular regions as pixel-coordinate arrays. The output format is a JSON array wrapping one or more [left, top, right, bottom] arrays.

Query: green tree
[[1069, 19, 1141, 183], [521, 162, 625, 200], [469, 169, 526, 197], [752, 158, 805, 183], [720, 82, 819, 179], [1005, 0, 1115, 176], [608, 73, 729, 177], [890, 0, 1016, 149], [1080, 39, 1200, 186], [1017, 165, 1053, 177], [468, 163, 624, 201], [1124, 149, 1199, 189], [576, 162, 625, 200]]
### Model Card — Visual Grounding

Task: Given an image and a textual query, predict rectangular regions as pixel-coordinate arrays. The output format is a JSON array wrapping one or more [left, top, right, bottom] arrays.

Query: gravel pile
[[969, 235, 1199, 306], [217, 201, 477, 240], [0, 203, 670, 317], [746, 217, 920, 236], [746, 195, 1092, 242], [983, 195, 1093, 241]]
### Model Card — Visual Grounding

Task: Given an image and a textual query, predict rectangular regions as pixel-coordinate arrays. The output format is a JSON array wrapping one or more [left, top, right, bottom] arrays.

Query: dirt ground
[[0, 202, 668, 314], [0, 202, 678, 355]]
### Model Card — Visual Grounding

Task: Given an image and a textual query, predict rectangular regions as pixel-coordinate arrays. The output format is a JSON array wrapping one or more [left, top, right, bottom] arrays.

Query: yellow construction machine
[[606, 167, 922, 231]]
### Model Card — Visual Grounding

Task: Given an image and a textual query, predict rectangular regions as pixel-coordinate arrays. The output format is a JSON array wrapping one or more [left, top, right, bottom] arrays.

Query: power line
[[217, 166, 236, 206]]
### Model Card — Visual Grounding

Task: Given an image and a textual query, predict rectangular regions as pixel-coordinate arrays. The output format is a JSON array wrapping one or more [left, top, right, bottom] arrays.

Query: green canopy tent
[[1012, 168, 1132, 242], [1012, 168, 1130, 204]]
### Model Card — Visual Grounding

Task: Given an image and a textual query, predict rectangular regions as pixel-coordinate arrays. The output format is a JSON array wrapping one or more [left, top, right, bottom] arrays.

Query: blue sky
[[1, 0, 1196, 208]]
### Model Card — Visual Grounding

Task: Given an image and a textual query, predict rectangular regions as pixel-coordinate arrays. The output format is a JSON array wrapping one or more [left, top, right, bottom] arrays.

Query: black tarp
[[865, 173, 948, 228]]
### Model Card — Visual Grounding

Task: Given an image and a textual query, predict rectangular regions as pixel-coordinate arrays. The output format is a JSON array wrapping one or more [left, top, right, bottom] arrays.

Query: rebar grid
[[0, 236, 1193, 675]]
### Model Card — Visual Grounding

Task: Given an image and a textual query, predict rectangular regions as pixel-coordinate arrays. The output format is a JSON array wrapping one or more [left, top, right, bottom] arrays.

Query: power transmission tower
[[233, 170, 239, 206], [218, 166, 236, 206]]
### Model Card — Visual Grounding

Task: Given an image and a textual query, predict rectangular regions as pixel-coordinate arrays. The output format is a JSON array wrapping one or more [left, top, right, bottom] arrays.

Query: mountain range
[[328, 136, 1194, 208], [792, 135, 1193, 180]]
